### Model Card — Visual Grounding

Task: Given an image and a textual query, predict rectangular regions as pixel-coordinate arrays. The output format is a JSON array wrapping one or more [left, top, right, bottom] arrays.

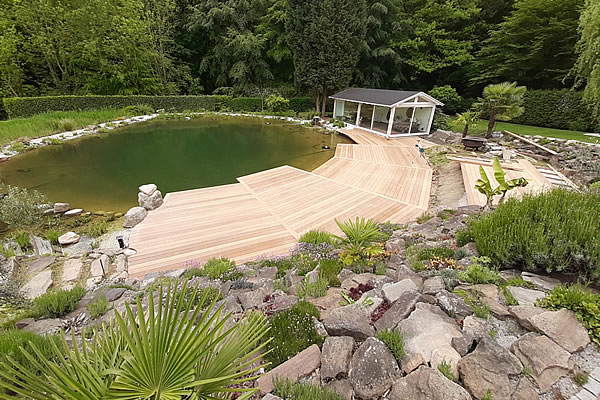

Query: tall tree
[[288, 0, 366, 115], [573, 0, 600, 119], [257, 0, 294, 84], [474, 82, 526, 138], [474, 0, 584, 88]]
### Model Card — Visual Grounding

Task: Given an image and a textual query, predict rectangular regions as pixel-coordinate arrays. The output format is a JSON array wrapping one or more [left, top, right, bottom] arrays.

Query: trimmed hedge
[[512, 90, 598, 132], [3, 95, 318, 119]]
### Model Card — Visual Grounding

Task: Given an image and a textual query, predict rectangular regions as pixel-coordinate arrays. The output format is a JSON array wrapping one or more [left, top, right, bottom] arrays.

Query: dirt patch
[[429, 161, 467, 210]]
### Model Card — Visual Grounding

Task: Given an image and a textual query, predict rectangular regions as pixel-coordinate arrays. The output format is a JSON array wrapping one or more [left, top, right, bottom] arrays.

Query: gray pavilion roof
[[330, 88, 441, 107]]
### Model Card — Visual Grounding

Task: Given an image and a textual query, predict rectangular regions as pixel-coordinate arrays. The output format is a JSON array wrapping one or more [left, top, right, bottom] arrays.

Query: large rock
[[325, 379, 353, 400], [27, 256, 56, 275], [23, 318, 62, 334], [509, 305, 545, 331], [397, 303, 463, 364], [62, 258, 83, 282], [435, 290, 472, 318], [53, 202, 70, 213], [513, 378, 538, 400], [388, 366, 472, 400], [521, 272, 561, 291], [321, 336, 354, 381], [237, 290, 266, 310], [256, 344, 321, 394], [123, 207, 148, 228], [58, 231, 80, 245], [462, 315, 493, 342], [138, 183, 157, 196], [508, 286, 546, 306], [382, 279, 418, 303], [529, 308, 590, 353], [510, 333, 574, 392], [322, 303, 375, 340], [374, 290, 421, 331], [64, 208, 83, 217], [90, 254, 109, 278], [350, 337, 400, 399], [423, 276, 445, 295], [138, 190, 163, 211], [458, 338, 523, 400], [22, 269, 53, 299], [31, 236, 53, 256]]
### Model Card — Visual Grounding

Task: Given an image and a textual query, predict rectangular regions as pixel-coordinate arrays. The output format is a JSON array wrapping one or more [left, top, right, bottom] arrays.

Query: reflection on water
[[0, 116, 352, 212]]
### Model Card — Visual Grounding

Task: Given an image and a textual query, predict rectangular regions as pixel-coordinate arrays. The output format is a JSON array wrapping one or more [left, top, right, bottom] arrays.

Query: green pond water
[[0, 116, 352, 212]]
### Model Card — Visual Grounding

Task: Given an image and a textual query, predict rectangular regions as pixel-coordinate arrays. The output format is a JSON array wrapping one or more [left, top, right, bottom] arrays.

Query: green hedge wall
[[3, 95, 317, 119], [512, 90, 598, 132]]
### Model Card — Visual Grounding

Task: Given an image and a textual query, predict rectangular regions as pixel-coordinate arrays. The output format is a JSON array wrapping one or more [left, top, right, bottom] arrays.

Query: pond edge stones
[[123, 183, 163, 228]]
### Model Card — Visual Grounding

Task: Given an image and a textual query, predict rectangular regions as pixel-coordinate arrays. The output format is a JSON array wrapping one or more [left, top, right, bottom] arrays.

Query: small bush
[[455, 228, 475, 247], [537, 284, 600, 345], [299, 230, 337, 246], [319, 259, 343, 287], [297, 276, 328, 299], [470, 190, 600, 281], [87, 294, 109, 319], [87, 221, 108, 238], [264, 303, 324, 368], [437, 360, 456, 381], [290, 300, 320, 319], [33, 286, 85, 318], [406, 246, 455, 271], [121, 104, 154, 116], [265, 95, 290, 112], [429, 85, 465, 114], [0, 330, 59, 383], [44, 229, 59, 244], [197, 257, 241, 281], [273, 379, 343, 400], [196, 286, 223, 307], [0, 186, 48, 227], [13, 230, 30, 250], [376, 329, 405, 362], [458, 263, 501, 285], [416, 213, 433, 224], [590, 181, 600, 193], [574, 372, 589, 386], [57, 118, 76, 131], [8, 142, 27, 153]]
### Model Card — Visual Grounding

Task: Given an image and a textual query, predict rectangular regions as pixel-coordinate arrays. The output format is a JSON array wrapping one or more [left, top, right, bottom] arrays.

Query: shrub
[[432, 109, 451, 131], [264, 302, 324, 368], [229, 97, 263, 112], [265, 95, 290, 112], [197, 257, 241, 281], [12, 230, 30, 250], [0, 330, 59, 386], [335, 217, 381, 248], [299, 230, 337, 246], [0, 186, 48, 227], [537, 284, 600, 345], [406, 246, 455, 271], [87, 294, 109, 319], [590, 181, 600, 193], [376, 329, 405, 362], [32, 286, 85, 318], [87, 221, 108, 238], [44, 229, 59, 245], [297, 276, 328, 299], [416, 213, 433, 224], [8, 142, 26, 153], [120, 104, 154, 116], [429, 85, 465, 114], [455, 228, 475, 247], [469, 190, 600, 281], [457, 262, 501, 285], [454, 289, 490, 319], [196, 286, 223, 307], [57, 118, 76, 131], [319, 259, 343, 287], [273, 379, 343, 400]]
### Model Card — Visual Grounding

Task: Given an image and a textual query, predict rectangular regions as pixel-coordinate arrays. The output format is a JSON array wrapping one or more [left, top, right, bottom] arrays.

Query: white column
[[426, 106, 436, 134], [356, 103, 362, 127], [387, 107, 396, 137], [370, 106, 376, 131], [409, 106, 416, 135], [333, 100, 337, 119]]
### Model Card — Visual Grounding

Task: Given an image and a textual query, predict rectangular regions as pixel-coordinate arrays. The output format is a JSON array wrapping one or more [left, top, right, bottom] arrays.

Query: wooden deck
[[460, 159, 555, 206], [128, 132, 434, 277], [338, 128, 435, 148]]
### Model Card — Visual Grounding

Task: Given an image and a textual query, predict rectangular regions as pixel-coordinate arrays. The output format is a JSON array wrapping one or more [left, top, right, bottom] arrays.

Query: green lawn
[[449, 118, 600, 144], [0, 109, 131, 146]]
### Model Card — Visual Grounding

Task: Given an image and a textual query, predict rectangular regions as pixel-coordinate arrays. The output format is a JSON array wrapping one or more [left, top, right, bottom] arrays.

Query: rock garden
[[0, 186, 599, 399]]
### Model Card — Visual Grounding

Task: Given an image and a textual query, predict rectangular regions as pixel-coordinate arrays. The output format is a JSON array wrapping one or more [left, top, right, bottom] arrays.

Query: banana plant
[[475, 157, 529, 208]]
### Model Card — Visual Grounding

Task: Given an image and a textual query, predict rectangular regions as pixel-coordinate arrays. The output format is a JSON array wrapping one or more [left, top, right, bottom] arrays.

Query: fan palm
[[455, 110, 480, 138], [0, 281, 270, 400], [473, 82, 526, 138], [334, 217, 381, 250]]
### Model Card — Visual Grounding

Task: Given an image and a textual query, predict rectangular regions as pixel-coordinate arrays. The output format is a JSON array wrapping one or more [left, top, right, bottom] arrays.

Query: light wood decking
[[128, 133, 434, 277], [338, 128, 435, 148]]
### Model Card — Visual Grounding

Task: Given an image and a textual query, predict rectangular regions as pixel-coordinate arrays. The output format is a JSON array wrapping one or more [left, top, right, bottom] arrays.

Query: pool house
[[330, 88, 444, 137]]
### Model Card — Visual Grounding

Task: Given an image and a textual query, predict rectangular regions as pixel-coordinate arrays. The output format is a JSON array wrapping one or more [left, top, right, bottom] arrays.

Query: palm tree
[[455, 110, 480, 138], [474, 82, 527, 138], [0, 281, 270, 400]]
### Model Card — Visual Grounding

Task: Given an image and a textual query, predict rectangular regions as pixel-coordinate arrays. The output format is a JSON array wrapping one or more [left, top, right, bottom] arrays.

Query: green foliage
[[455, 228, 475, 247], [537, 284, 600, 345], [590, 181, 600, 192], [0, 282, 270, 398], [406, 246, 455, 271], [297, 275, 329, 299], [265, 95, 290, 112], [574, 372, 589, 386], [120, 104, 154, 116], [273, 378, 343, 400], [437, 360, 456, 381], [196, 286, 224, 307], [87, 221, 108, 238], [335, 217, 385, 269], [195, 257, 241, 281], [429, 85, 464, 114], [474, 82, 527, 138], [475, 157, 529, 208], [457, 260, 501, 285], [470, 190, 600, 281], [87, 294, 109, 319], [299, 230, 337, 246], [454, 110, 481, 137], [573, 0, 600, 120], [0, 186, 48, 227], [12, 230, 30, 249], [481, 389, 494, 400], [319, 259, 343, 287], [32, 286, 85, 318], [511, 90, 597, 132], [454, 289, 490, 319], [265, 302, 324, 368], [416, 213, 433, 224], [8, 142, 27, 152], [376, 329, 405, 362]]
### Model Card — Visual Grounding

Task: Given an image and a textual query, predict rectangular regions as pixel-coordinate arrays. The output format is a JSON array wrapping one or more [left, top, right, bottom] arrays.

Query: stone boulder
[[62, 258, 83, 282], [374, 290, 421, 331], [529, 308, 590, 353], [31, 236, 53, 256], [397, 303, 463, 365], [462, 315, 493, 342], [325, 379, 353, 400], [388, 366, 472, 400], [521, 272, 560, 291], [322, 303, 375, 340], [123, 207, 148, 228], [508, 286, 546, 306], [64, 208, 83, 217], [23, 318, 62, 334], [350, 337, 400, 399], [435, 290, 472, 318], [53, 202, 70, 213], [382, 279, 419, 303], [22, 269, 53, 299], [237, 289, 266, 310], [509, 305, 545, 331], [27, 256, 55, 275], [308, 288, 344, 320], [423, 276, 445, 295], [90, 254, 109, 278], [510, 333, 574, 392], [58, 231, 80, 245], [458, 338, 523, 400], [138, 190, 163, 211], [321, 336, 354, 381], [139, 183, 157, 196], [256, 344, 321, 394]]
